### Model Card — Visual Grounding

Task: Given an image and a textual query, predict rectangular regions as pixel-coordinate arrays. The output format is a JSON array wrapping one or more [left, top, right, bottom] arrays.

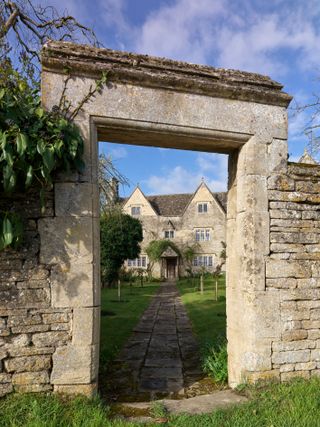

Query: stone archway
[[40, 41, 292, 393]]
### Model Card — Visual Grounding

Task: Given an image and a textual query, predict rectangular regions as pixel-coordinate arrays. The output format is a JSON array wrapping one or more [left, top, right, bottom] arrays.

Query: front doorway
[[166, 257, 177, 279]]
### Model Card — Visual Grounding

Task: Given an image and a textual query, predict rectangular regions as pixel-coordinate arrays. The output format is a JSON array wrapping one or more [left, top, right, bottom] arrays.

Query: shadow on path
[[103, 280, 216, 402]]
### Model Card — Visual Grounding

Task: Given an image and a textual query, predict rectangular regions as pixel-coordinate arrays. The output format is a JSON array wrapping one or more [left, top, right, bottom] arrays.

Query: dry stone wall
[[267, 162, 320, 381], [0, 189, 72, 397]]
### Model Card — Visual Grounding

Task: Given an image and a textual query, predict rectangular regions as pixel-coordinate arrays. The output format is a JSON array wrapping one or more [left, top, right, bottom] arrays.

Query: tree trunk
[[200, 274, 204, 295], [117, 279, 121, 301]]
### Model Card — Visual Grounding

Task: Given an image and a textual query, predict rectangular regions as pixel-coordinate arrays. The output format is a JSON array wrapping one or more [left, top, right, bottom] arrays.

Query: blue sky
[[43, 0, 320, 196]]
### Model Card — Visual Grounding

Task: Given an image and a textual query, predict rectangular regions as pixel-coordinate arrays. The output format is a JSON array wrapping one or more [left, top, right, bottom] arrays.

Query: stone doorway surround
[[40, 41, 292, 394]]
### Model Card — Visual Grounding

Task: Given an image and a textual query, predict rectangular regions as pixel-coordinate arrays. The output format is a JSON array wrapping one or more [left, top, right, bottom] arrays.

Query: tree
[[98, 153, 129, 213], [0, 0, 98, 77], [100, 211, 143, 287], [182, 243, 200, 282]]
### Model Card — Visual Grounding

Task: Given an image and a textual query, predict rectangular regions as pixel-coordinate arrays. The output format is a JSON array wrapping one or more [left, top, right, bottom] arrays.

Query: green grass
[[2, 378, 320, 426], [100, 281, 160, 370], [177, 274, 226, 348], [177, 274, 227, 381], [169, 378, 320, 427]]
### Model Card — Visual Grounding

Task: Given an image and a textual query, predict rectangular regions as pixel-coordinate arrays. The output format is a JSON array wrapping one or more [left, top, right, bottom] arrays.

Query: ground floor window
[[193, 255, 213, 267], [127, 256, 148, 268]]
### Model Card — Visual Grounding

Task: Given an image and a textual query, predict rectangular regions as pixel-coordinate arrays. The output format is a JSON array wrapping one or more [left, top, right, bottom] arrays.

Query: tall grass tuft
[[202, 340, 228, 384]]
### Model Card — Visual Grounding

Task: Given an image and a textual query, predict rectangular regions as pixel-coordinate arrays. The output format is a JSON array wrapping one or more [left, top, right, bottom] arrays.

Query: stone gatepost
[[39, 41, 292, 393]]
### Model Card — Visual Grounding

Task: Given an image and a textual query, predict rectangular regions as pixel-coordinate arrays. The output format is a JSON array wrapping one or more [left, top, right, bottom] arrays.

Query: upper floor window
[[195, 228, 211, 241], [198, 202, 208, 213], [164, 230, 175, 239], [131, 206, 141, 216]]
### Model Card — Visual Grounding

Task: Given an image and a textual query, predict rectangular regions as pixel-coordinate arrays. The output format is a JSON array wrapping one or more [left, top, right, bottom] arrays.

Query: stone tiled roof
[[145, 191, 227, 216]]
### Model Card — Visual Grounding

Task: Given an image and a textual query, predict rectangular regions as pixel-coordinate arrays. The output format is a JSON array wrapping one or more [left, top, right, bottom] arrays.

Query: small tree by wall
[[100, 210, 143, 287]]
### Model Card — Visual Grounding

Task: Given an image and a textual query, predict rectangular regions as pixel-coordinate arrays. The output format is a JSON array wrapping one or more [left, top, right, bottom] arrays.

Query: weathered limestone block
[[51, 345, 98, 384], [38, 217, 93, 265], [51, 263, 94, 308], [53, 383, 97, 396], [272, 350, 310, 364], [268, 174, 295, 191], [8, 346, 55, 357], [55, 183, 96, 217], [0, 373, 11, 383], [282, 330, 308, 341], [281, 370, 310, 382], [270, 243, 303, 253], [273, 339, 315, 352], [11, 325, 49, 334], [6, 334, 30, 348], [32, 331, 70, 348], [302, 211, 320, 220], [267, 139, 288, 174], [270, 209, 301, 219], [246, 369, 280, 383], [308, 330, 320, 340], [0, 383, 13, 397], [4, 355, 51, 373], [295, 361, 317, 371], [42, 312, 70, 324], [302, 320, 320, 330], [12, 371, 49, 386], [17, 280, 50, 289], [72, 307, 100, 346], [296, 181, 320, 193], [266, 260, 311, 279], [0, 285, 50, 310], [266, 278, 297, 289], [7, 314, 42, 327], [237, 175, 268, 214]]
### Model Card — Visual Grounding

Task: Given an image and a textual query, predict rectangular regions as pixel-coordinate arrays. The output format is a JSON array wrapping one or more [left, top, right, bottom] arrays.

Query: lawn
[[100, 280, 160, 370], [2, 378, 320, 426], [176, 274, 226, 348]]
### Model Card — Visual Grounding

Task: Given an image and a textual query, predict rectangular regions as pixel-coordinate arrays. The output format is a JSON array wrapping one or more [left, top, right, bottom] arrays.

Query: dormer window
[[131, 206, 141, 216], [198, 203, 208, 213], [164, 230, 175, 239]]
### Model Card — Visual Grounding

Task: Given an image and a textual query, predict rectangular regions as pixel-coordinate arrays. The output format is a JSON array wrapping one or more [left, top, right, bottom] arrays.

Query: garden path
[[106, 280, 206, 401]]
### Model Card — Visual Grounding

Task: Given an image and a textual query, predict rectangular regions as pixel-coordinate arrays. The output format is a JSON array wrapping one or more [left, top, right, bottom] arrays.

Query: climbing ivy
[[0, 63, 85, 250]]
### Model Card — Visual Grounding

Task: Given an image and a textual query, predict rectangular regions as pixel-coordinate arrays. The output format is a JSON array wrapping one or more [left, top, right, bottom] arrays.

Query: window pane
[[198, 204, 202, 213], [203, 203, 208, 212], [208, 256, 213, 266], [206, 229, 210, 241]]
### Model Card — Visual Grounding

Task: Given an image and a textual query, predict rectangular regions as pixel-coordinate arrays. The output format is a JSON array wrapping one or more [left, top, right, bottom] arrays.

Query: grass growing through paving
[[2, 378, 320, 426], [177, 274, 227, 382], [100, 281, 160, 370]]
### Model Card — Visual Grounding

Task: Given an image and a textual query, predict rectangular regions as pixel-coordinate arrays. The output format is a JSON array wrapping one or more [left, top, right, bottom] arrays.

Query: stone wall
[[267, 162, 320, 381], [0, 189, 72, 397]]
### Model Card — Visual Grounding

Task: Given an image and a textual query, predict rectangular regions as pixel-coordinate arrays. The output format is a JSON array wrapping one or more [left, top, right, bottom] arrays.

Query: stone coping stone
[[42, 42, 292, 107], [119, 389, 248, 416]]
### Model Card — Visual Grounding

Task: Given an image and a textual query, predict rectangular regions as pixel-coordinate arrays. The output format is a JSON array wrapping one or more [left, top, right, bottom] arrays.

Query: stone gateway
[[1, 41, 320, 397]]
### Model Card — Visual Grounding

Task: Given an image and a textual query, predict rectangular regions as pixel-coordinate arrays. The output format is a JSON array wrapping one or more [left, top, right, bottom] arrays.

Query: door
[[166, 258, 177, 279]]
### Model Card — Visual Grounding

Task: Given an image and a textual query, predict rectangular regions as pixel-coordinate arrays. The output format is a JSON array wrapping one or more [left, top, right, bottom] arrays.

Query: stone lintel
[[42, 41, 292, 108]]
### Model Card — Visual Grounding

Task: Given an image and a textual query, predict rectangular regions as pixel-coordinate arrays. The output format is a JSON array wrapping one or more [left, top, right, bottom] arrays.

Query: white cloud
[[134, 0, 226, 63], [144, 153, 228, 195], [108, 146, 128, 160]]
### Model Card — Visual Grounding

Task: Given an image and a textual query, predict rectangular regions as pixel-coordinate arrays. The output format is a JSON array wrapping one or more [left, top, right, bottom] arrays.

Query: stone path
[[106, 281, 209, 401]]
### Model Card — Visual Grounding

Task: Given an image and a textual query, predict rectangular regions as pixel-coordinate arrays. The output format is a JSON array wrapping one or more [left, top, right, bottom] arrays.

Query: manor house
[[122, 181, 227, 279]]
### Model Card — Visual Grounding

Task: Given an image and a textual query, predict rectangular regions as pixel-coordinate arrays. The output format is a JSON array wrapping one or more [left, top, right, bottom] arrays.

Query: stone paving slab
[[118, 390, 248, 419], [104, 281, 211, 401]]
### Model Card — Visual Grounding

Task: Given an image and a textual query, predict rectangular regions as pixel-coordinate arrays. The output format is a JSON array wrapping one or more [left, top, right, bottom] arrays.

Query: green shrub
[[202, 340, 228, 383]]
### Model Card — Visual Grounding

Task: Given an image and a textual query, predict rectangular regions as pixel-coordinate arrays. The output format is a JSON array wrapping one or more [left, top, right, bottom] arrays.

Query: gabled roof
[[299, 149, 318, 165], [122, 189, 227, 216]]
